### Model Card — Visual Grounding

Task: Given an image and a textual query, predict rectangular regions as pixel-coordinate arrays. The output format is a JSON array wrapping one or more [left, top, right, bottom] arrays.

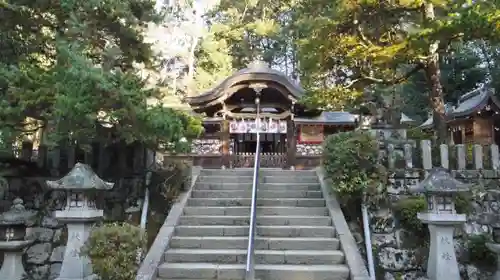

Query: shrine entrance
[[186, 61, 303, 169], [229, 119, 288, 168]]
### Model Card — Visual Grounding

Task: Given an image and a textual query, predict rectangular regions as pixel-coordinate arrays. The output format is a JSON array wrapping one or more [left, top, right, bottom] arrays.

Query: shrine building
[[420, 86, 500, 145], [186, 61, 413, 169]]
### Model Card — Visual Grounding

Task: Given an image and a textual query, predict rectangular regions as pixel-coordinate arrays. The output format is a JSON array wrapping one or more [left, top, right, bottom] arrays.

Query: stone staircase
[[157, 168, 351, 280]]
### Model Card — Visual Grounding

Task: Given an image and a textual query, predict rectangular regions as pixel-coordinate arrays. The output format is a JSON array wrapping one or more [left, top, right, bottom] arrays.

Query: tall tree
[[0, 0, 202, 152], [397, 42, 489, 120], [204, 0, 299, 71], [293, 0, 500, 142]]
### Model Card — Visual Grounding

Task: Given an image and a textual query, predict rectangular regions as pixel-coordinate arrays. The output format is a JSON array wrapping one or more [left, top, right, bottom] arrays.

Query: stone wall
[[347, 132, 499, 280], [296, 143, 322, 156], [191, 139, 221, 155], [363, 193, 494, 280], [0, 176, 144, 280]]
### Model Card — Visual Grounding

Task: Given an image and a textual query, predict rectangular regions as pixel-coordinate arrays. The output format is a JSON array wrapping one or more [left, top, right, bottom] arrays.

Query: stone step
[[186, 198, 326, 207], [157, 263, 349, 280], [200, 169, 254, 176], [164, 249, 345, 265], [194, 182, 321, 191], [190, 190, 323, 199], [178, 215, 332, 226], [199, 169, 317, 177], [169, 236, 340, 250], [174, 225, 335, 237], [263, 176, 318, 184], [183, 206, 329, 216], [197, 175, 254, 184], [197, 175, 318, 184]]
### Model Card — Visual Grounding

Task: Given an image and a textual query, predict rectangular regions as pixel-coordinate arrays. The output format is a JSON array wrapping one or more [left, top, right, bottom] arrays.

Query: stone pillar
[[67, 145, 76, 170], [46, 163, 114, 280], [221, 120, 230, 168], [37, 126, 48, 168], [425, 224, 460, 279], [132, 144, 145, 173], [286, 118, 296, 169], [97, 142, 107, 176], [37, 145, 48, 168], [50, 147, 61, 176], [20, 141, 33, 161]]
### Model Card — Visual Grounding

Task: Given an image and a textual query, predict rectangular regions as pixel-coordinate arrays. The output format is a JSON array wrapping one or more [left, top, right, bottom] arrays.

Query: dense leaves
[[291, 0, 500, 140], [0, 0, 202, 152], [81, 222, 146, 280], [199, 1, 500, 137], [322, 130, 387, 206]]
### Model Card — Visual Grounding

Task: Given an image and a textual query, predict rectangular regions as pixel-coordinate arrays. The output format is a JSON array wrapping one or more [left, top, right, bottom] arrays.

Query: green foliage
[[454, 193, 472, 214], [0, 0, 203, 152], [407, 128, 434, 141], [466, 233, 497, 268], [322, 130, 386, 206], [290, 0, 500, 140], [205, 0, 297, 69], [1, 42, 202, 150], [393, 196, 427, 235], [81, 222, 146, 280], [398, 42, 490, 120]]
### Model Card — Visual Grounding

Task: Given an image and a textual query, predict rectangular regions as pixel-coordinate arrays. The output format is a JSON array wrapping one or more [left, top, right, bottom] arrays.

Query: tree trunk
[[423, 2, 448, 143], [425, 60, 448, 143]]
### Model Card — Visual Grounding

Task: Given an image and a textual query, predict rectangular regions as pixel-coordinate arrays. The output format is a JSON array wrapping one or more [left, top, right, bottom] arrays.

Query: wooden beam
[[224, 111, 292, 119]]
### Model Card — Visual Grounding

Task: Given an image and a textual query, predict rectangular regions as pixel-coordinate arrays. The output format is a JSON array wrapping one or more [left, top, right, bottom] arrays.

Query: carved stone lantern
[[412, 167, 471, 280], [0, 198, 36, 280], [46, 163, 114, 280]]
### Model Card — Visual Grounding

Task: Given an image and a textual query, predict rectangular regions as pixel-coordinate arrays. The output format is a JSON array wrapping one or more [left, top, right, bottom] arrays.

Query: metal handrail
[[245, 109, 262, 280]]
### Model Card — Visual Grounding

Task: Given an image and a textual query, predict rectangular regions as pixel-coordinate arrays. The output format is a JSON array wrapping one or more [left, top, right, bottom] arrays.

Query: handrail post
[[245, 95, 262, 280]]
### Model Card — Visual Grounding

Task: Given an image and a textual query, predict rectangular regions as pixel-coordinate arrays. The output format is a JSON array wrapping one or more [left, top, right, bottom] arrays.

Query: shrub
[[81, 222, 146, 280], [393, 197, 426, 233], [322, 130, 386, 206], [466, 233, 496, 268], [454, 192, 472, 214]]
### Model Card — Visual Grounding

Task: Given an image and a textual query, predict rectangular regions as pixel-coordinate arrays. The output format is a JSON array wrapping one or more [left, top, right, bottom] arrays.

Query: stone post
[[0, 198, 36, 280], [46, 163, 114, 280], [411, 167, 470, 280]]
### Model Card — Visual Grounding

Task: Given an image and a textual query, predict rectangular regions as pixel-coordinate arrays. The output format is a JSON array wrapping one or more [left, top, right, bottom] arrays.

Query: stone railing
[[366, 140, 500, 279]]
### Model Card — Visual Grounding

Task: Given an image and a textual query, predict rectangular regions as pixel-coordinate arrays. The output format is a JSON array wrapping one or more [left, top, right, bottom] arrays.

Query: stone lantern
[[46, 163, 114, 280], [0, 198, 36, 280], [412, 167, 470, 280]]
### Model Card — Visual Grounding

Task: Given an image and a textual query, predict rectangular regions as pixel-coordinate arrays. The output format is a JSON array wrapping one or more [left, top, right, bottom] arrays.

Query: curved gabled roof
[[452, 86, 498, 118], [186, 61, 305, 107], [419, 86, 498, 129]]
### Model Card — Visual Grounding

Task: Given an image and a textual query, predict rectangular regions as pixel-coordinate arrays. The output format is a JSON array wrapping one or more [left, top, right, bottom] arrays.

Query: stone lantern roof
[[413, 167, 471, 195], [46, 163, 114, 190], [0, 198, 36, 226]]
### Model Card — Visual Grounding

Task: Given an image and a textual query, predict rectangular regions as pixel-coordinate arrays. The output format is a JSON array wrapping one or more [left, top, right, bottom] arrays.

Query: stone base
[[0, 250, 27, 280], [57, 223, 95, 280], [426, 224, 460, 280]]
